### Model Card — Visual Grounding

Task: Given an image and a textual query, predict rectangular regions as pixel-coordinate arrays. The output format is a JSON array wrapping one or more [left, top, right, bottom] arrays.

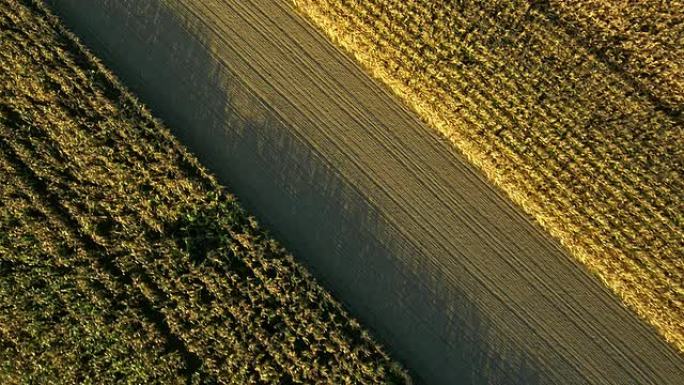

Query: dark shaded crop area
[[0, 1, 410, 383]]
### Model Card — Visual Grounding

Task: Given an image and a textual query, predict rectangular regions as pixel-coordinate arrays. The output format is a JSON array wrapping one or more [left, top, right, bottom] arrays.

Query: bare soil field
[[48, 0, 684, 384], [0, 1, 409, 383]]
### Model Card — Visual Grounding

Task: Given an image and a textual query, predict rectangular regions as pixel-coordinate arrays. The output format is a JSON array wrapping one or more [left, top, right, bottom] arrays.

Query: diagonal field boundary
[[49, 0, 684, 384]]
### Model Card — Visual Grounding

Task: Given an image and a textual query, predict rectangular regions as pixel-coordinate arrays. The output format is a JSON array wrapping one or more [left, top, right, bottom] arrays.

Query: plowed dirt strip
[[48, 0, 684, 383], [0, 1, 409, 383], [294, 0, 684, 351]]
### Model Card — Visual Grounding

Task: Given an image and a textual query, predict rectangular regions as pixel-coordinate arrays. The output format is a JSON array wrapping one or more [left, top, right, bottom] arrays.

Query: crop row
[[545, 0, 683, 112], [0, 150, 191, 384]]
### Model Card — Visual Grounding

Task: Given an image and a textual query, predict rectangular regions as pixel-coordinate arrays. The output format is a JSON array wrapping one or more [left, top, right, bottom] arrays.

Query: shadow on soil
[[48, 1, 543, 383]]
